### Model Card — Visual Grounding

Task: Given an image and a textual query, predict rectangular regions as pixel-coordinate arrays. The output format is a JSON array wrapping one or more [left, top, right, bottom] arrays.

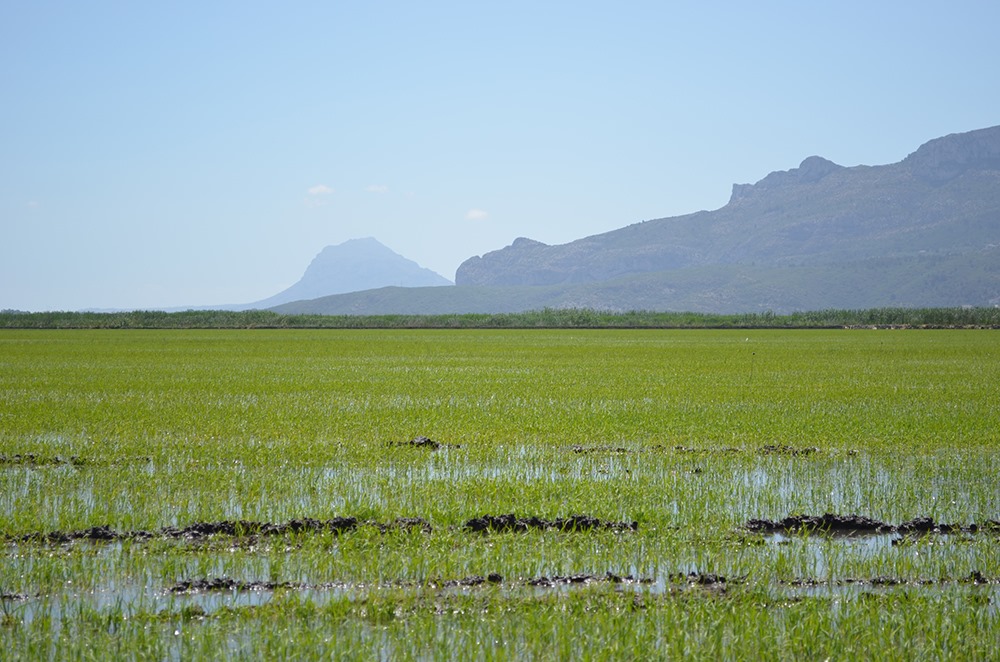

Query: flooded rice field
[[2, 329, 998, 658]]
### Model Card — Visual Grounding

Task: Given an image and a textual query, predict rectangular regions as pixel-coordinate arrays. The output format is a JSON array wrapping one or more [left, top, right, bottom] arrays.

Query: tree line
[[2, 307, 998, 329]]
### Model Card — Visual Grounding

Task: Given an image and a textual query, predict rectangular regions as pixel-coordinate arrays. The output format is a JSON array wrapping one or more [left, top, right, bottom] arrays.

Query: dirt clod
[[169, 577, 304, 593], [408, 435, 440, 449], [440, 574, 504, 588], [0, 453, 85, 467], [169, 571, 651, 595], [759, 445, 819, 456], [160, 517, 361, 540], [963, 570, 991, 584], [9, 513, 637, 546], [747, 513, 895, 534], [569, 445, 632, 454], [527, 572, 649, 588], [1, 591, 29, 601], [785, 572, 995, 587], [390, 436, 460, 450], [670, 572, 728, 586], [463, 514, 638, 533], [747, 513, 983, 535], [674, 445, 741, 454]]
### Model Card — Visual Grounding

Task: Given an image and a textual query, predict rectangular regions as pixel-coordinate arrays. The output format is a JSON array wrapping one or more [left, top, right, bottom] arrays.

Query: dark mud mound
[[0, 453, 85, 467], [759, 444, 819, 456], [569, 444, 633, 454], [528, 572, 651, 587], [669, 572, 730, 587], [11, 514, 638, 546], [785, 577, 909, 588], [747, 513, 894, 534], [10, 517, 362, 544], [389, 435, 460, 450], [170, 572, 658, 594], [672, 444, 853, 456], [963, 570, 994, 584], [746, 513, 992, 535], [437, 574, 504, 588], [0, 453, 151, 468], [673, 445, 742, 454], [168, 574, 502, 594], [784, 570, 996, 588], [1, 591, 29, 601], [566, 443, 828, 456], [18, 525, 120, 544], [894, 516, 976, 534], [463, 514, 638, 533], [170, 578, 306, 593], [160, 517, 361, 540]]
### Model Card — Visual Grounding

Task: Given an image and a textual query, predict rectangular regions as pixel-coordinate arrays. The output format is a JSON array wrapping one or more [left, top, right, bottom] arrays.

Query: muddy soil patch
[[0, 453, 153, 469], [746, 513, 999, 535], [0, 453, 86, 467], [388, 435, 460, 450], [759, 444, 819, 456], [169, 578, 310, 593], [526, 572, 652, 587], [667, 572, 731, 587], [565, 444, 835, 456], [672, 445, 744, 455], [569, 444, 634, 455], [160, 517, 363, 540], [572, 444, 742, 455], [784, 571, 996, 588], [6, 513, 632, 546], [168, 571, 656, 594], [9, 518, 364, 544], [673, 444, 855, 456], [1, 591, 29, 602], [463, 514, 637, 533], [166, 574, 495, 594]]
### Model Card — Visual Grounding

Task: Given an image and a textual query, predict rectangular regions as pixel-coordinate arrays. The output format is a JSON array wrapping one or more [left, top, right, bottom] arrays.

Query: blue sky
[[3, 1, 998, 310]]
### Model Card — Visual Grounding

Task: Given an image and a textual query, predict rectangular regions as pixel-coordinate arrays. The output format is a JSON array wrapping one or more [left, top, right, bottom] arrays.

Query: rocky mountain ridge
[[271, 125, 999, 314], [455, 125, 1000, 291]]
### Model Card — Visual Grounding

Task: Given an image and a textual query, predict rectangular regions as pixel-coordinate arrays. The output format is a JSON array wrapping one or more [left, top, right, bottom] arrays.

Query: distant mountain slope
[[455, 125, 1000, 288], [272, 125, 1000, 315], [270, 248, 999, 315], [248, 238, 451, 309]]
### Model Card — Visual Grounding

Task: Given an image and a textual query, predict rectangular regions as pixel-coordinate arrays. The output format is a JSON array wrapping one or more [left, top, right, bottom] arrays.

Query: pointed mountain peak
[[250, 238, 451, 308]]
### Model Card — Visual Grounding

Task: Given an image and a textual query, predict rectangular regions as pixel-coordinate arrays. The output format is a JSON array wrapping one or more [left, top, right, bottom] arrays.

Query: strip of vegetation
[[2, 306, 998, 329]]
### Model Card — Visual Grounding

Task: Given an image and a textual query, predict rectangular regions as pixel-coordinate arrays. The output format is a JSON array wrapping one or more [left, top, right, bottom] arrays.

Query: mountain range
[[267, 125, 1000, 314]]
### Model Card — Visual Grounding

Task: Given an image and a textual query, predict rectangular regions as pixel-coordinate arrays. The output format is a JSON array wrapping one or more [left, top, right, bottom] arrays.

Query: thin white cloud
[[365, 184, 389, 194], [465, 208, 489, 221], [304, 184, 333, 208]]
